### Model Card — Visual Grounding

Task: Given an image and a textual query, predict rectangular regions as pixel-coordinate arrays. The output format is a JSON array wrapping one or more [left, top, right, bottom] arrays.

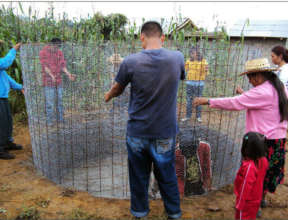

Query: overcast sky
[[2, 1, 288, 31]]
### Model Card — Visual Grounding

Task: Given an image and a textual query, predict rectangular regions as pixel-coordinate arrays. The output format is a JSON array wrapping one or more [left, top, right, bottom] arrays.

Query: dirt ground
[[0, 123, 287, 220]]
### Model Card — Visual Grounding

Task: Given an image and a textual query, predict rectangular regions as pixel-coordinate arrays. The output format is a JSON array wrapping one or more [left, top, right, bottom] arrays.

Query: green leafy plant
[[0, 208, 7, 214], [0, 3, 245, 118], [16, 206, 40, 220], [69, 208, 95, 220], [34, 197, 50, 208], [0, 184, 10, 192]]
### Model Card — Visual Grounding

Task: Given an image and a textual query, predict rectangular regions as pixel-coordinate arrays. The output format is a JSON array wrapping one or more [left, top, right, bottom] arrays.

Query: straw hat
[[240, 58, 277, 76]]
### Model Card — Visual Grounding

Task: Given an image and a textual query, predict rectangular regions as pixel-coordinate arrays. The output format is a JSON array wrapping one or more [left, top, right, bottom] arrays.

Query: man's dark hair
[[50, 38, 62, 45], [141, 21, 163, 37], [241, 132, 266, 166]]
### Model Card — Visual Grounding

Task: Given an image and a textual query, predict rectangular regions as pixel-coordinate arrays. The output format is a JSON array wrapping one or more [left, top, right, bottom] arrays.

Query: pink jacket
[[210, 81, 288, 139], [234, 158, 268, 210]]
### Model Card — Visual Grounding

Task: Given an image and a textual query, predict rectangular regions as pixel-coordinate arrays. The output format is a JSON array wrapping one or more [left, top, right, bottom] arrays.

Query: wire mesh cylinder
[[20, 41, 261, 198]]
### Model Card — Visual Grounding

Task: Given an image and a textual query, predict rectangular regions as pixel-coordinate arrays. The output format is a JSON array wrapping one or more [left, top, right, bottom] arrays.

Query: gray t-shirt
[[115, 48, 185, 139]]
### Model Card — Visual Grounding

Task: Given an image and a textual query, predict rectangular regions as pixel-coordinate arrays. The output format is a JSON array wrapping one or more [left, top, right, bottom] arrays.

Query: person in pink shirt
[[194, 58, 288, 216], [39, 38, 76, 126]]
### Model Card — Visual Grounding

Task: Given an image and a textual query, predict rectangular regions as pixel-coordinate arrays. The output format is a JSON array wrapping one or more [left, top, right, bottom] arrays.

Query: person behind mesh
[[182, 46, 209, 123], [39, 38, 76, 126], [0, 43, 23, 160], [234, 132, 268, 220], [107, 53, 129, 112], [149, 138, 212, 198]]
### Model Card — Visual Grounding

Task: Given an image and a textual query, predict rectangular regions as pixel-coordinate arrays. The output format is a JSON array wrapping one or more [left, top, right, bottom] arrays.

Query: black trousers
[[0, 98, 13, 151]]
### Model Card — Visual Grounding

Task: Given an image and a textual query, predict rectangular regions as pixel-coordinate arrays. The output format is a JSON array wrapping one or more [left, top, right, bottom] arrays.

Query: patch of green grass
[[34, 197, 50, 208], [16, 206, 40, 220], [13, 111, 28, 124], [0, 208, 7, 214], [0, 184, 10, 192], [68, 208, 97, 220]]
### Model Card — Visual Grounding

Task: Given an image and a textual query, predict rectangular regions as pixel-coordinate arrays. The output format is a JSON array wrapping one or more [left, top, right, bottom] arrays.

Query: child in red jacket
[[234, 132, 269, 220]]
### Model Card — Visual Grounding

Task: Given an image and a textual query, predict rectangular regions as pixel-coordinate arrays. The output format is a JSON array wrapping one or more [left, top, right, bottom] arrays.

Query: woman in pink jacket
[[194, 58, 288, 212]]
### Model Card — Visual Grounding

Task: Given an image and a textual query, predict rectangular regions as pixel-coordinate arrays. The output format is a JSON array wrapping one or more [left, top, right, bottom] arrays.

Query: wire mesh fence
[[20, 40, 262, 198]]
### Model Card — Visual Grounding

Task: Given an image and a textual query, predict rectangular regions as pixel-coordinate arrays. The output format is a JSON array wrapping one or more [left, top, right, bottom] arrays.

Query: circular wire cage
[[20, 41, 262, 198]]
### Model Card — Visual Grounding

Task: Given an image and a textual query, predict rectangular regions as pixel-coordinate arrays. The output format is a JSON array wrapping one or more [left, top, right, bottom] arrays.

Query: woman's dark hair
[[272, 45, 288, 63], [189, 47, 203, 61], [260, 71, 288, 122], [241, 132, 266, 166]]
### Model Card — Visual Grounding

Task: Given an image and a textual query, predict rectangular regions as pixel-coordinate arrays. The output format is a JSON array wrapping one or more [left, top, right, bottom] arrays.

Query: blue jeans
[[126, 135, 181, 219], [186, 84, 204, 118], [44, 87, 64, 125]]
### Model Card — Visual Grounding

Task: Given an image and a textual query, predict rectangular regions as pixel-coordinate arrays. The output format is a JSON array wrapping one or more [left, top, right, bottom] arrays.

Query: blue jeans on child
[[44, 86, 64, 125], [186, 82, 204, 119], [126, 135, 181, 219]]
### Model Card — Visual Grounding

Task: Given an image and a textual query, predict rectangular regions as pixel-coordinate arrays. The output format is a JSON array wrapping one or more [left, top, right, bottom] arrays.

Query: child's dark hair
[[241, 132, 266, 166], [189, 46, 203, 61], [141, 21, 163, 37]]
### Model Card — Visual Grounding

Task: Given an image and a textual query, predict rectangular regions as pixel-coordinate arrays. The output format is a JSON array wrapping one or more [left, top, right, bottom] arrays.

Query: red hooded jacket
[[234, 157, 268, 210]]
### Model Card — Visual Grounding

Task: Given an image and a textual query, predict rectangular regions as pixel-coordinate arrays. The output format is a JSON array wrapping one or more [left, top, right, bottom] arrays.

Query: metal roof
[[228, 20, 288, 38]]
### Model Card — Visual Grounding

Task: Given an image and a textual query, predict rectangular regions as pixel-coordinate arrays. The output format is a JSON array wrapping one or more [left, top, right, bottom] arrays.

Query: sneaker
[[261, 200, 268, 208], [6, 142, 23, 151], [0, 151, 15, 160], [197, 117, 202, 123], [257, 209, 262, 218], [181, 117, 190, 122], [148, 190, 157, 200]]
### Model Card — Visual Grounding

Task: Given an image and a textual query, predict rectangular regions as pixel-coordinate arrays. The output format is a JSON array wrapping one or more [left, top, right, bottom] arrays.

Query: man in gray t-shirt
[[105, 21, 185, 219]]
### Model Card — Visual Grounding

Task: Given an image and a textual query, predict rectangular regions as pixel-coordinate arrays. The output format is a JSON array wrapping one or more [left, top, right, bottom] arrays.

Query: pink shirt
[[39, 45, 66, 87], [210, 81, 288, 139]]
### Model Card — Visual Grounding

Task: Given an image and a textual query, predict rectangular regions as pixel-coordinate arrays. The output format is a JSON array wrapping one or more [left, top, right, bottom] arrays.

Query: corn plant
[[0, 3, 238, 118]]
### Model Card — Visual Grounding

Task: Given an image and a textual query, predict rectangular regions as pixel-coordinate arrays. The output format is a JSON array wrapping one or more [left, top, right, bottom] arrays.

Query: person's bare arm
[[62, 67, 76, 81], [236, 86, 244, 94], [44, 66, 56, 82], [13, 43, 21, 51], [193, 97, 209, 106], [105, 82, 125, 102]]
